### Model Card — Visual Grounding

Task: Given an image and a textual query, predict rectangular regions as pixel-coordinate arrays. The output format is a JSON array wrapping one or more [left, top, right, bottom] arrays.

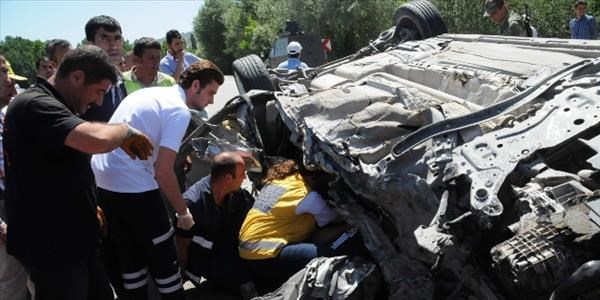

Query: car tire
[[392, 0, 447, 42], [232, 54, 276, 94]]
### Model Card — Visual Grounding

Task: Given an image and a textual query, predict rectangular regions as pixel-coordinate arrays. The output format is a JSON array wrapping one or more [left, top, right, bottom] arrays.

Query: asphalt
[[207, 75, 238, 118]]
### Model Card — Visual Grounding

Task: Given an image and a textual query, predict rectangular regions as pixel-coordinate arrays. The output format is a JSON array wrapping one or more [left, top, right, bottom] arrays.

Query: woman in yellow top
[[239, 159, 358, 293]]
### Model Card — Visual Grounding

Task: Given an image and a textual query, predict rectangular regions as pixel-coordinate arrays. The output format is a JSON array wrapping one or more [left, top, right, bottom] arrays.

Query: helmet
[[287, 41, 302, 55]]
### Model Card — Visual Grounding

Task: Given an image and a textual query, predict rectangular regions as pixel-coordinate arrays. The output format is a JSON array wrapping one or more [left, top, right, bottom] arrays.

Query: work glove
[[120, 125, 153, 160], [176, 208, 195, 230]]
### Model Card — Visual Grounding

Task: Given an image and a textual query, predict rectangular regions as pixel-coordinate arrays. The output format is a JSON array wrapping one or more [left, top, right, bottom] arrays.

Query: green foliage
[[194, 0, 405, 71], [123, 39, 134, 52], [193, 0, 600, 71], [194, 0, 236, 73], [432, 0, 599, 38], [0, 36, 45, 87], [288, 0, 405, 59]]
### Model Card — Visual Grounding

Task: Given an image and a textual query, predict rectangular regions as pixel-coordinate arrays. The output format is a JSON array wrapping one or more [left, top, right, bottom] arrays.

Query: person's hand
[[180, 155, 193, 174], [120, 125, 154, 160], [175, 49, 185, 62], [176, 208, 194, 230], [0, 222, 7, 246]]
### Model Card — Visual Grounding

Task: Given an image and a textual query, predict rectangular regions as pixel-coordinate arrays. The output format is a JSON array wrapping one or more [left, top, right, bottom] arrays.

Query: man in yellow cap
[[1, 60, 27, 102], [0, 54, 29, 300]]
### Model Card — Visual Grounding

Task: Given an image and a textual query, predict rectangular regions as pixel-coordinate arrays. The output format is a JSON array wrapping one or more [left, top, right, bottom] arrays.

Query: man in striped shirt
[[570, 0, 598, 40]]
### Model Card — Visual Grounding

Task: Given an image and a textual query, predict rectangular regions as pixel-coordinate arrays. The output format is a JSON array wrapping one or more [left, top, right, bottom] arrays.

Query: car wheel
[[392, 0, 447, 42], [232, 54, 276, 94]]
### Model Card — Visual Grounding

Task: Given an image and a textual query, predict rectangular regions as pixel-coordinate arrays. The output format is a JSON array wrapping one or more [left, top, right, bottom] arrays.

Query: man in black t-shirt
[[174, 152, 256, 298], [3, 45, 153, 300]]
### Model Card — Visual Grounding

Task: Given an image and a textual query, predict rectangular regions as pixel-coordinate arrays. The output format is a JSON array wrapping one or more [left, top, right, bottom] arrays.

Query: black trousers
[[20, 251, 113, 300], [98, 188, 185, 300]]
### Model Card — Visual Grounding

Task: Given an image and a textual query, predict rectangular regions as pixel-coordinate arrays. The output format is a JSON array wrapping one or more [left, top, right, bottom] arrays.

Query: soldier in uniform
[[484, 0, 529, 37]]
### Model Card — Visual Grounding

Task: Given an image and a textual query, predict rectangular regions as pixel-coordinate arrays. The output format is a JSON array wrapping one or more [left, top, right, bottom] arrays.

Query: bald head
[[211, 152, 245, 180], [210, 152, 247, 197]]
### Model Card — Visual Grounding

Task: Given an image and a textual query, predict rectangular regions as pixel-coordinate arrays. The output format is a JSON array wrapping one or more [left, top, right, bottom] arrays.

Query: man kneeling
[[174, 152, 256, 298]]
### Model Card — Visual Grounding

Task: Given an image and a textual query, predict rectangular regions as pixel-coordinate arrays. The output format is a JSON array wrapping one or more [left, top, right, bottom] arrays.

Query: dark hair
[[85, 15, 122, 41], [166, 29, 182, 45], [179, 60, 224, 89], [45, 39, 71, 62], [264, 159, 298, 183], [133, 37, 161, 57], [263, 159, 332, 194], [211, 152, 240, 180], [35, 57, 50, 70], [56, 45, 118, 84]]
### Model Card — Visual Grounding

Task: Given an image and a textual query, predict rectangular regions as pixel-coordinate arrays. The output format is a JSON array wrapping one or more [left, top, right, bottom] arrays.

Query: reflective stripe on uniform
[[155, 272, 183, 294], [157, 281, 183, 294], [122, 268, 147, 280], [192, 235, 214, 250], [239, 239, 285, 252], [155, 273, 180, 285], [123, 277, 147, 290], [152, 227, 174, 245]]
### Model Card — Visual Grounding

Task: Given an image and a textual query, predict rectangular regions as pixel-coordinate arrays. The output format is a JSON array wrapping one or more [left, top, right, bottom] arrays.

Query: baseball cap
[[575, 0, 587, 6], [287, 41, 302, 55], [483, 0, 505, 17], [6, 60, 27, 81]]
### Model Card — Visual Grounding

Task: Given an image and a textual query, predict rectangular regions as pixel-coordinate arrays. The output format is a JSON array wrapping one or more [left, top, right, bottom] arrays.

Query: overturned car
[[179, 1, 600, 299]]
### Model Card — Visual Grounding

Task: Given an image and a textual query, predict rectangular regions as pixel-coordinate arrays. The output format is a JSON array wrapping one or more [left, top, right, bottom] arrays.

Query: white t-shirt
[[295, 191, 338, 227], [91, 85, 191, 193]]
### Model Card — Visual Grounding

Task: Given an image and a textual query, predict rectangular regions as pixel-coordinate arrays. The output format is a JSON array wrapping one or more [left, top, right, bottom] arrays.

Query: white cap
[[287, 41, 302, 55]]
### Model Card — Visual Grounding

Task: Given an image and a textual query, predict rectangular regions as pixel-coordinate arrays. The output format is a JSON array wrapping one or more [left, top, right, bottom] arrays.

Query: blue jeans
[[245, 230, 366, 294]]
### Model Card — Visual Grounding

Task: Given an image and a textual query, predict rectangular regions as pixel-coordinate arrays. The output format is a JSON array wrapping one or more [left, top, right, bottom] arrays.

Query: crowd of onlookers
[[485, 0, 598, 39], [0, 1, 599, 300], [484, 0, 598, 39], [0, 12, 358, 300]]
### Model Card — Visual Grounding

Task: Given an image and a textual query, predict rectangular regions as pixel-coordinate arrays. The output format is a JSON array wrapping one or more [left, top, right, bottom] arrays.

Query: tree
[[431, 0, 594, 38], [0, 36, 45, 87], [194, 0, 406, 69], [194, 0, 236, 73], [287, 0, 405, 59], [194, 0, 599, 70], [190, 34, 197, 50]]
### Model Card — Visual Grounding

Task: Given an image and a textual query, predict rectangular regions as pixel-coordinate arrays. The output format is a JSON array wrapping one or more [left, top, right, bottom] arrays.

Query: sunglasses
[[0, 68, 8, 74]]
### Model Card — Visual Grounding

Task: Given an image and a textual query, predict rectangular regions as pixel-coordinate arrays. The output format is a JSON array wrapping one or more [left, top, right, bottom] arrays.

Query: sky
[[0, 0, 205, 46]]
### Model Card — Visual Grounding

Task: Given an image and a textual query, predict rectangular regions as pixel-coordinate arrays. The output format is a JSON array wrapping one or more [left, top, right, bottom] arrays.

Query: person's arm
[[64, 122, 153, 159], [0, 219, 6, 246], [65, 122, 128, 154], [296, 191, 338, 227], [172, 51, 186, 82], [155, 146, 194, 228], [175, 235, 192, 268]]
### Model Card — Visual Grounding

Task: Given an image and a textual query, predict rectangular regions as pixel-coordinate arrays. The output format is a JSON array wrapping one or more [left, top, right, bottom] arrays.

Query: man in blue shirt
[[570, 0, 598, 40], [277, 41, 309, 71], [159, 30, 201, 81]]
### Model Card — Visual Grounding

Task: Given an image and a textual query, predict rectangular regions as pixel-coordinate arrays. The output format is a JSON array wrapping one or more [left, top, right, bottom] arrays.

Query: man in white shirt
[[91, 60, 224, 300]]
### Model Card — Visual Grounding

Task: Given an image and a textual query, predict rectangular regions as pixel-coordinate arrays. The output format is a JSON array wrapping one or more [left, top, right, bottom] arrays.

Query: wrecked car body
[[178, 1, 600, 299]]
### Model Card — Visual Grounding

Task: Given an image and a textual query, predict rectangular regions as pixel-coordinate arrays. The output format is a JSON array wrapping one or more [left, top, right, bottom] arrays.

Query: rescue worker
[[277, 41, 309, 71], [174, 152, 257, 299], [239, 159, 362, 293]]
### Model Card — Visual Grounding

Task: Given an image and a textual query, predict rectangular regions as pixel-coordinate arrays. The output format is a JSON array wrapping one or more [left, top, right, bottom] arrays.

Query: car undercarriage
[[178, 1, 600, 299]]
